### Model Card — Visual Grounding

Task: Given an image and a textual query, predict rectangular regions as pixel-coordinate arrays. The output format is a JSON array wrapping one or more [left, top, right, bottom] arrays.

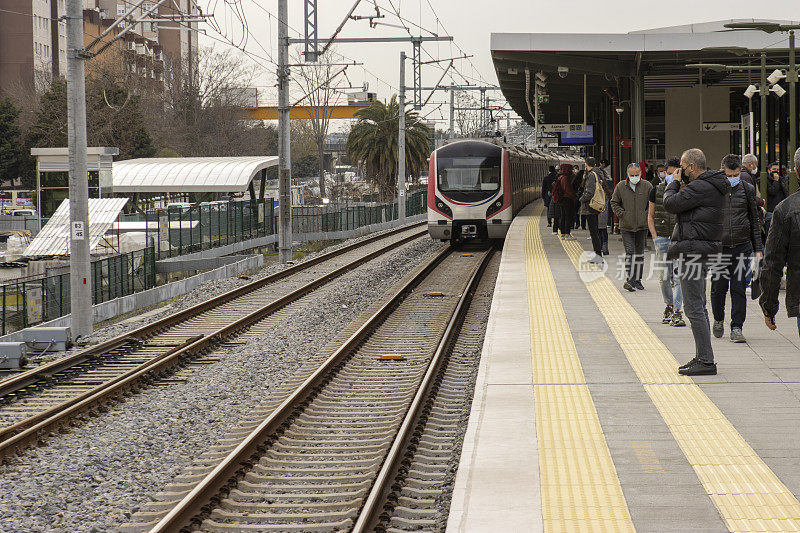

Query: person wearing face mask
[[766, 161, 789, 235], [650, 164, 667, 189], [648, 157, 685, 327], [760, 147, 800, 340], [611, 163, 653, 291], [710, 154, 763, 344], [741, 153, 759, 189], [663, 148, 729, 376]]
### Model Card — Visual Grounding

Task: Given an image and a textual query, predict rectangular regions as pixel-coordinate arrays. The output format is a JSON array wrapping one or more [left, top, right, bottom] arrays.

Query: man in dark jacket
[[710, 154, 763, 344], [760, 148, 800, 339], [579, 157, 604, 261], [663, 148, 730, 376], [766, 161, 790, 234], [542, 166, 558, 227]]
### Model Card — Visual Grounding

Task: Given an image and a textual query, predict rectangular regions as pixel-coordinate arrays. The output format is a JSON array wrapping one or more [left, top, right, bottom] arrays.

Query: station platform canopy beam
[[491, 18, 800, 170], [111, 156, 279, 193]]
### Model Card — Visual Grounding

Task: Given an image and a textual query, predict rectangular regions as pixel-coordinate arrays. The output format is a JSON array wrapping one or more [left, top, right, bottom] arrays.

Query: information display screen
[[559, 125, 594, 145]]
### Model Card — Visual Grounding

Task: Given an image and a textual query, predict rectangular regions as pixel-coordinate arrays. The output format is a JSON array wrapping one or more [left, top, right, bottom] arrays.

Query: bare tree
[[454, 90, 480, 137], [291, 49, 347, 200]]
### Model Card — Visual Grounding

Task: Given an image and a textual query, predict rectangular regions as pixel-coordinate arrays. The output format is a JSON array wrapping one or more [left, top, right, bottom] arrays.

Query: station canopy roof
[[491, 19, 800, 125], [111, 156, 279, 193]]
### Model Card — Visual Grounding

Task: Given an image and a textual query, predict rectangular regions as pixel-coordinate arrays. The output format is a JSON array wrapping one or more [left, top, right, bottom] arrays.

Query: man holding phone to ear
[[760, 147, 800, 338], [663, 148, 729, 375]]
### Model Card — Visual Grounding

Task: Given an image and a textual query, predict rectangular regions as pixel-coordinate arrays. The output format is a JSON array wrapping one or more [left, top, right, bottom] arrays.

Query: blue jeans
[[654, 237, 682, 311]]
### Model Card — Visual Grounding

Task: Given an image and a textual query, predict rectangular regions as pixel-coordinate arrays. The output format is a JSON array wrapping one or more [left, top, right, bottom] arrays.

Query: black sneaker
[[633, 280, 645, 290], [678, 357, 697, 370], [678, 361, 717, 376], [623, 281, 635, 292]]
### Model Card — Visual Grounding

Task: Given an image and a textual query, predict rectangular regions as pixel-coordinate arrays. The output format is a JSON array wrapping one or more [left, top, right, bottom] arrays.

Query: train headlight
[[433, 196, 452, 217], [486, 195, 505, 218]]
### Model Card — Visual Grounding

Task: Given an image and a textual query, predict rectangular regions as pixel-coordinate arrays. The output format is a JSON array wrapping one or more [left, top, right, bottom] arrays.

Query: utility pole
[[278, 0, 292, 263], [398, 51, 406, 224], [790, 30, 798, 193], [760, 52, 769, 202], [449, 88, 455, 138], [66, 0, 91, 340]]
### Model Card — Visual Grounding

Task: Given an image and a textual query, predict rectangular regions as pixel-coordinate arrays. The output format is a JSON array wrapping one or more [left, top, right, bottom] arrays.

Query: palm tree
[[346, 96, 431, 201]]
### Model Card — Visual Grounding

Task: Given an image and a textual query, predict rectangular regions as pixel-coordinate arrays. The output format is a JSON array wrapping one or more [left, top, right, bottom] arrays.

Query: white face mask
[[658, 171, 666, 179], [629, 175, 641, 184]]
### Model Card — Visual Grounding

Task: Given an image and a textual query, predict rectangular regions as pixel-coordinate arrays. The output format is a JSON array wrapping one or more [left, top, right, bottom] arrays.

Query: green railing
[[146, 190, 426, 259], [145, 199, 276, 259], [1, 246, 157, 335], [1, 191, 427, 335]]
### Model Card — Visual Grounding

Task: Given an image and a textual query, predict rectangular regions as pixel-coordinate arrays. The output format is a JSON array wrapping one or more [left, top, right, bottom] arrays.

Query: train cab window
[[437, 157, 501, 193]]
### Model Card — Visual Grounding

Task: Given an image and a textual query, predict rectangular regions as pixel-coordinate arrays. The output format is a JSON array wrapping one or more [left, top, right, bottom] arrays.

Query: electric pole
[[398, 51, 407, 224], [278, 0, 292, 263], [66, 0, 91, 340], [449, 89, 455, 138]]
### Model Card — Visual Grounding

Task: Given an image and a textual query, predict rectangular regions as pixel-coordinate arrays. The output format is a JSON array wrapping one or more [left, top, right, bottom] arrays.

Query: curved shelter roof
[[112, 156, 278, 193]]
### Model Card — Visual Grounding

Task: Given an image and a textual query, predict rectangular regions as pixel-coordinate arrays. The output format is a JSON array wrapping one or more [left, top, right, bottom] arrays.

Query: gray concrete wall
[[0, 254, 262, 342], [164, 214, 425, 270], [665, 86, 731, 169]]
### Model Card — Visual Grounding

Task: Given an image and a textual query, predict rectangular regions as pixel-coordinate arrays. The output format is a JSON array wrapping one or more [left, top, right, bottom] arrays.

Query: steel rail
[[0, 222, 425, 399], [147, 246, 455, 533], [0, 225, 427, 459], [352, 247, 494, 532]]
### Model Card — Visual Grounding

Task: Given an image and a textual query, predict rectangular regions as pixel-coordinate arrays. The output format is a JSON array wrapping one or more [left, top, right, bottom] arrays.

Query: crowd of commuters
[[546, 147, 800, 376]]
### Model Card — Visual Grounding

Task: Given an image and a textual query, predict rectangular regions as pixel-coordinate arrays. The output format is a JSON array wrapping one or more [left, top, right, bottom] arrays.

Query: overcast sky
[[199, 0, 799, 127]]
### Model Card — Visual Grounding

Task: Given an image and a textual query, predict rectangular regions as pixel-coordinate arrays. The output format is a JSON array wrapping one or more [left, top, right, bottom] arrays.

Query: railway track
[[128, 244, 495, 533], [0, 223, 426, 460]]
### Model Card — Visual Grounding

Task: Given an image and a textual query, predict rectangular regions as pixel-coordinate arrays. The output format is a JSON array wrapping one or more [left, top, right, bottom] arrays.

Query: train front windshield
[[437, 156, 501, 193]]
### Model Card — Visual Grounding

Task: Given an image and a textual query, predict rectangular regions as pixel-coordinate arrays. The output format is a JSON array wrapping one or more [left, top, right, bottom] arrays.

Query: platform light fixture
[[770, 84, 787, 97], [767, 68, 786, 85], [744, 84, 759, 98], [535, 71, 547, 82], [724, 21, 800, 194]]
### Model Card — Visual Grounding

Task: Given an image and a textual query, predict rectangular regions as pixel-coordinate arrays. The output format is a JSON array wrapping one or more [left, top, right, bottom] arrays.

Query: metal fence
[[145, 190, 427, 258], [1, 247, 156, 335], [1, 190, 427, 334], [0, 215, 41, 237], [145, 199, 276, 259]]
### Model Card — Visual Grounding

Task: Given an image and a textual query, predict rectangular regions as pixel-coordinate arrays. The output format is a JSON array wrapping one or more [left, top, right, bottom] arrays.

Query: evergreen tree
[[0, 98, 25, 184]]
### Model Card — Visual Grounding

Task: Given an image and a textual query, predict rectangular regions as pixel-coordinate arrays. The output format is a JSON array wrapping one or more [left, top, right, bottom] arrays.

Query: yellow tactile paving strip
[[524, 210, 635, 532], [559, 235, 800, 532]]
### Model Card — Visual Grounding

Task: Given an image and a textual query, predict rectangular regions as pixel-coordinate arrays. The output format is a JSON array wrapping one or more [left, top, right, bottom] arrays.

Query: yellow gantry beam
[[241, 105, 369, 120], [560, 236, 800, 532]]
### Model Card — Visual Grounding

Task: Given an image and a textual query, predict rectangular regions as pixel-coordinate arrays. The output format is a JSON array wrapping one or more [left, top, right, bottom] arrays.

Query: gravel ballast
[[27, 222, 426, 367], [0, 236, 443, 533]]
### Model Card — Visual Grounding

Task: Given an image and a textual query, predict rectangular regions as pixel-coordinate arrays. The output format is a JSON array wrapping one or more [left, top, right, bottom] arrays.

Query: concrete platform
[[447, 203, 800, 533]]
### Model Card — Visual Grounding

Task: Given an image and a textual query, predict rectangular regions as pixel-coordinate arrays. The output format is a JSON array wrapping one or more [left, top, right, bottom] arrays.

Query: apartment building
[[0, 0, 197, 97], [0, 0, 67, 95]]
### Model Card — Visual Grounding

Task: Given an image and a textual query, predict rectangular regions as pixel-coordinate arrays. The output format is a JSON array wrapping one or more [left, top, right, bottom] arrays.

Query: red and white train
[[427, 139, 580, 244]]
